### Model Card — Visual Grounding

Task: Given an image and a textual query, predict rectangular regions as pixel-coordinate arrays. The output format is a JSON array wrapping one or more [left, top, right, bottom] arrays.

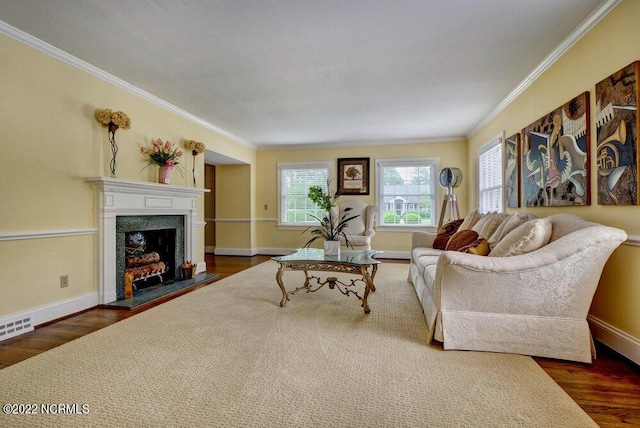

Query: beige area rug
[[0, 262, 595, 427]]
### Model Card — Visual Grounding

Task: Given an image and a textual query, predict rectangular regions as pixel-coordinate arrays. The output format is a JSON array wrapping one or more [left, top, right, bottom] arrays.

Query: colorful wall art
[[595, 61, 640, 205], [504, 133, 520, 208], [521, 92, 590, 207]]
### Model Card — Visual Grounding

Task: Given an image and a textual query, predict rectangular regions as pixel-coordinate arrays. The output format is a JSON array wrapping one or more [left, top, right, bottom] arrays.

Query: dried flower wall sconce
[[95, 108, 131, 177], [184, 140, 206, 187]]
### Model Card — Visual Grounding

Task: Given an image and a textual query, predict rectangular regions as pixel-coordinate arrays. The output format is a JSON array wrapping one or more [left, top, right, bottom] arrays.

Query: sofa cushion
[[446, 229, 479, 251], [459, 209, 481, 230], [459, 238, 490, 256], [489, 218, 552, 257], [413, 247, 443, 260], [344, 235, 370, 246], [415, 255, 441, 278], [433, 219, 464, 249]]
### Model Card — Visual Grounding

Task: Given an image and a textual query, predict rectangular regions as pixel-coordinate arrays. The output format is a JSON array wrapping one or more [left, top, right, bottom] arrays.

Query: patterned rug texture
[[0, 261, 595, 427]]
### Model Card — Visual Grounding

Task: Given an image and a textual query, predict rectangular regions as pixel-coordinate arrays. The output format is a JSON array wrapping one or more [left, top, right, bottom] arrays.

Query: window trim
[[477, 132, 504, 214], [375, 157, 439, 231], [277, 161, 332, 229]]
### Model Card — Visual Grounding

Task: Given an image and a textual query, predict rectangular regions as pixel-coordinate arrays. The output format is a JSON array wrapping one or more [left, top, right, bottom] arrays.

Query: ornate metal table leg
[[360, 266, 372, 314], [303, 270, 310, 288], [370, 264, 378, 292], [276, 262, 288, 307]]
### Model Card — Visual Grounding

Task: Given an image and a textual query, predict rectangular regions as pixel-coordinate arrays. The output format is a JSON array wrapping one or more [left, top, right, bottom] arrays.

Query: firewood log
[[125, 261, 167, 279], [126, 252, 160, 268]]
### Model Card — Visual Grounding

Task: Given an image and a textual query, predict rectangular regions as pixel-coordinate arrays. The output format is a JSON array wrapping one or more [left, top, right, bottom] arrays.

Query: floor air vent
[[0, 314, 34, 341]]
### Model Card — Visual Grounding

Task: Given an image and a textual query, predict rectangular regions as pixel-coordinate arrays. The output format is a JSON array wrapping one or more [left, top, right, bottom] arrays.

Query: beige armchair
[[334, 200, 377, 250]]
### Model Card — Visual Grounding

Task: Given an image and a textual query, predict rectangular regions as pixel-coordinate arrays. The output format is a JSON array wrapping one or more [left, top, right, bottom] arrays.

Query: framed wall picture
[[595, 60, 640, 205], [337, 158, 370, 195], [521, 91, 591, 207], [504, 133, 521, 208]]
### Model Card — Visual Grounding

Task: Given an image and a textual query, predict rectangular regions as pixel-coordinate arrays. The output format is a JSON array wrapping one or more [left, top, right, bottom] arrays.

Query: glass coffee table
[[272, 248, 382, 314]]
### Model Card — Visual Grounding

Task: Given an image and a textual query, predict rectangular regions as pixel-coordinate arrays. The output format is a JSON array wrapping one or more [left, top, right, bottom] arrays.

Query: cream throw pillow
[[489, 218, 552, 257], [487, 214, 529, 249], [470, 211, 493, 233], [458, 209, 481, 230], [473, 212, 508, 239]]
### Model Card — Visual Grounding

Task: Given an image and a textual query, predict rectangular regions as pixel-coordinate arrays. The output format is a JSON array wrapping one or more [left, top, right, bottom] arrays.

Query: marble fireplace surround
[[85, 177, 208, 304]]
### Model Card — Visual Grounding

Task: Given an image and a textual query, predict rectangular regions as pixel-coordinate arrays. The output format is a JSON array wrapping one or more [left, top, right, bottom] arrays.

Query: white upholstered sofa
[[408, 212, 627, 363]]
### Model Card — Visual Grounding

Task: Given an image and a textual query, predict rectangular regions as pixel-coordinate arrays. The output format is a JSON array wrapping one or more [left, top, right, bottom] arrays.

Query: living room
[[1, 0, 639, 426]]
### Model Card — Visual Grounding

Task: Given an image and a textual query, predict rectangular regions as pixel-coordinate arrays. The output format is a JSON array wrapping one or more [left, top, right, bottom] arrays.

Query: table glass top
[[272, 248, 382, 265]]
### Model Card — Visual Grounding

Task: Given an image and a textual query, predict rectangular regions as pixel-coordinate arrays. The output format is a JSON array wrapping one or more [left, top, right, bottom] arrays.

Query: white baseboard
[[0, 291, 99, 342], [375, 251, 410, 260], [213, 247, 291, 256], [214, 247, 257, 256], [196, 260, 207, 274], [588, 315, 640, 365], [205, 245, 216, 254], [256, 247, 295, 255], [32, 292, 99, 326]]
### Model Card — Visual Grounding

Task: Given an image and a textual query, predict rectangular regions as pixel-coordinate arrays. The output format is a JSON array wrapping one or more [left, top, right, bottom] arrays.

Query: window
[[376, 158, 438, 227], [478, 134, 503, 213], [278, 162, 331, 226]]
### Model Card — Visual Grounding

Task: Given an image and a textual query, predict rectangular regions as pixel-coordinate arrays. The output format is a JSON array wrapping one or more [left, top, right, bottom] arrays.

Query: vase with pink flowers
[[140, 139, 184, 184]]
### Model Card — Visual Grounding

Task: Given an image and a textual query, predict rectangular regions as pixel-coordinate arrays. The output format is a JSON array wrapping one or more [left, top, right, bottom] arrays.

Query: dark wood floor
[[1, 255, 638, 427]]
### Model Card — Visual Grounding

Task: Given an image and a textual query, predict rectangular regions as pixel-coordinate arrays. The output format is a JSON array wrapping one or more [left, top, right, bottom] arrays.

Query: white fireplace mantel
[[85, 177, 209, 304]]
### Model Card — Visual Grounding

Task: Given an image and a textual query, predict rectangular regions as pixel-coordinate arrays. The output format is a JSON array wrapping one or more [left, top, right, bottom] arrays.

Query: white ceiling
[[1, 0, 611, 149]]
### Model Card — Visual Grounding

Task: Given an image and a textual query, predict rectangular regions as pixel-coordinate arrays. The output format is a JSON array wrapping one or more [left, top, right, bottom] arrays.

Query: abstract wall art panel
[[595, 61, 640, 205], [504, 133, 520, 208], [521, 92, 590, 207]]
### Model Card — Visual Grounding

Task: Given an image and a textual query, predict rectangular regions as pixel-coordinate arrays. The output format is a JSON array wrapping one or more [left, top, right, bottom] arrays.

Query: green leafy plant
[[302, 183, 360, 249], [383, 211, 401, 224], [402, 212, 421, 224]]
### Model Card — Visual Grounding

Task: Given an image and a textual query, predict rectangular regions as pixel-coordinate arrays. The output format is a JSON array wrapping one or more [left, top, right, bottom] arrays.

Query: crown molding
[[0, 20, 255, 150], [257, 136, 465, 151], [467, 0, 622, 139]]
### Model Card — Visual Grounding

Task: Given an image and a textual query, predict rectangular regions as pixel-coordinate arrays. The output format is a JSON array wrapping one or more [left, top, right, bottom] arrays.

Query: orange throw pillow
[[433, 219, 464, 250], [459, 238, 490, 256], [445, 229, 479, 251]]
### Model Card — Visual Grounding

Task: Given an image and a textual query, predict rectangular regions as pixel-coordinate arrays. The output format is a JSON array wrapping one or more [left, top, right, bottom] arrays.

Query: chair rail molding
[[0, 228, 98, 241]]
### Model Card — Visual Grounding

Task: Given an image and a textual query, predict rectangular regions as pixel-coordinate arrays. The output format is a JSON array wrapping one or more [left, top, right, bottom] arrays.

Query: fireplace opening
[[125, 229, 176, 292], [115, 215, 185, 300]]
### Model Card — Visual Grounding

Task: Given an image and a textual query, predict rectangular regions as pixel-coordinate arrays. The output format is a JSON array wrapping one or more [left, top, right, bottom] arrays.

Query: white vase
[[324, 240, 341, 256]]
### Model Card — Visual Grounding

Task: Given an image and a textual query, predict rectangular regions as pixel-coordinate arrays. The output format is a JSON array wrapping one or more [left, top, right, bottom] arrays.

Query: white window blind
[[375, 158, 438, 227], [478, 138, 503, 213], [278, 162, 331, 225]]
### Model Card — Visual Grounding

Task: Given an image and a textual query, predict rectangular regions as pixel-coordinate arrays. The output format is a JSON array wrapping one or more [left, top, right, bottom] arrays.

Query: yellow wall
[[256, 141, 468, 252], [0, 34, 254, 318], [215, 164, 255, 250], [467, 0, 640, 340]]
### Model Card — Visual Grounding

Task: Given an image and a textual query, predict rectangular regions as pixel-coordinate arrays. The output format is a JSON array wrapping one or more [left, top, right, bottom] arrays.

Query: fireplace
[[85, 177, 209, 304]]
